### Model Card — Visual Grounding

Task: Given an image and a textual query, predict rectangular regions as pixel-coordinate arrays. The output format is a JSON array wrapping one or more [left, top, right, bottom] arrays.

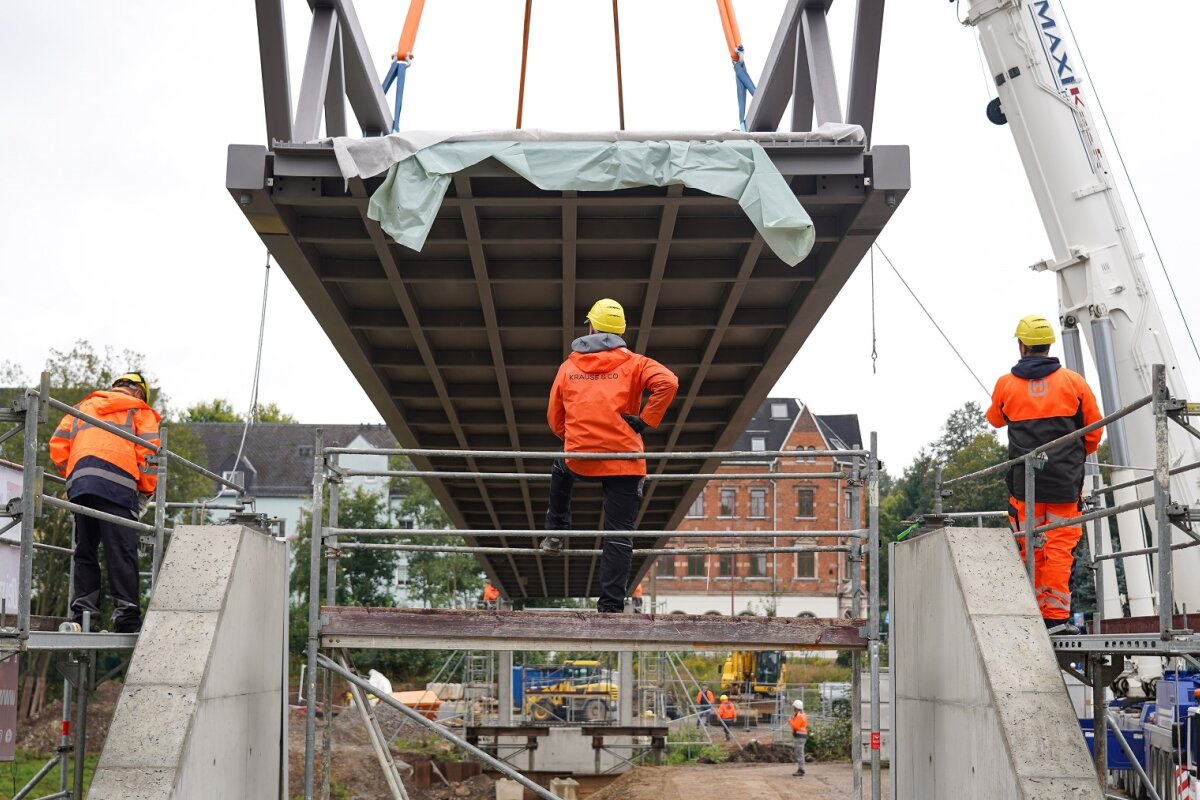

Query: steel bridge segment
[[319, 607, 867, 652], [227, 138, 908, 599]]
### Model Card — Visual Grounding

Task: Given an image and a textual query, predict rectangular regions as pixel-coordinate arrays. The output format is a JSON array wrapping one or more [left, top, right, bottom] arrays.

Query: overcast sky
[[2, 1, 1197, 471]]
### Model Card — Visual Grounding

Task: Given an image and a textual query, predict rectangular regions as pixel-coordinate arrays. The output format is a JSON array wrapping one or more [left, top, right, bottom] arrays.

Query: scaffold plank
[[319, 608, 865, 652]]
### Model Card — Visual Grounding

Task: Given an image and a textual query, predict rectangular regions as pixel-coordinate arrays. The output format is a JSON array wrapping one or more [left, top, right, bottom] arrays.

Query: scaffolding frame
[[926, 364, 1200, 797], [303, 431, 884, 800], [0, 374, 251, 800]]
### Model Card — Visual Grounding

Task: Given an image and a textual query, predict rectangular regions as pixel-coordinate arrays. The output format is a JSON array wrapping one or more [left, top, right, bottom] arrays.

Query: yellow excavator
[[524, 659, 619, 723], [720, 651, 787, 697]]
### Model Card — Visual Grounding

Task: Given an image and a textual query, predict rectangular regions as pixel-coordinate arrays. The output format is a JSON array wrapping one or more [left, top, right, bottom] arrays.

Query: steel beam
[[791, 21, 815, 132], [634, 186, 682, 353], [802, 5, 844, 125], [746, 0, 804, 132], [294, 6, 338, 143], [846, 0, 886, 144], [330, 0, 391, 136], [324, 28, 348, 138], [255, 0, 294, 144]]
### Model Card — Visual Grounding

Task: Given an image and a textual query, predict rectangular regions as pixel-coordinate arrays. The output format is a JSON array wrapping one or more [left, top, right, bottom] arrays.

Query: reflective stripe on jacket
[[547, 335, 679, 477], [789, 712, 808, 736], [49, 388, 161, 513], [986, 364, 1102, 503]]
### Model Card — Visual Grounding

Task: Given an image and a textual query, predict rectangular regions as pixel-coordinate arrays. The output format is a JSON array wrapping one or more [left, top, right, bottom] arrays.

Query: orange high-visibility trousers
[[1008, 497, 1082, 621]]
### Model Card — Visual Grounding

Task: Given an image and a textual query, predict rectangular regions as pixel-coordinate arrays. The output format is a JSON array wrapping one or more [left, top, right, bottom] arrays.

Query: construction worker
[[544, 298, 679, 613], [631, 582, 644, 613], [986, 316, 1102, 635], [789, 699, 809, 776], [716, 694, 737, 741], [49, 372, 160, 633], [481, 582, 500, 610], [695, 685, 715, 729]]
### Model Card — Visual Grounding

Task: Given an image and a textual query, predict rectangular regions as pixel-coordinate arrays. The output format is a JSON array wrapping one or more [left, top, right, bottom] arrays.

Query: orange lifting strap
[[716, 0, 744, 62], [396, 0, 427, 61]]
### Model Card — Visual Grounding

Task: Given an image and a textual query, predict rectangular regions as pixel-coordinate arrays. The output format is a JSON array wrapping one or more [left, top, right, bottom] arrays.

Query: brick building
[[646, 398, 866, 618]]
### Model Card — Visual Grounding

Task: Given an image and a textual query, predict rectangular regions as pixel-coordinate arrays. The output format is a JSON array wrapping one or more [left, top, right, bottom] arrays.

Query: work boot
[[1044, 618, 1081, 636], [540, 536, 563, 553]]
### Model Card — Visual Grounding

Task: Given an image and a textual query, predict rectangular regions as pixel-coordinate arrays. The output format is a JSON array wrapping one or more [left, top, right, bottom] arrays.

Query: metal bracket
[[54, 650, 96, 690]]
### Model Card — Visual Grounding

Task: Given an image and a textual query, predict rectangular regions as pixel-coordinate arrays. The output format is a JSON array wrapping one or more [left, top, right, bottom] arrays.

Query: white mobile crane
[[961, 0, 1200, 683]]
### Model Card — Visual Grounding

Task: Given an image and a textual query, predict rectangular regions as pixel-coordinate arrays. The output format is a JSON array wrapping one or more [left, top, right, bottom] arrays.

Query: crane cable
[[516, 0, 533, 128], [612, 0, 625, 131], [875, 244, 991, 399], [1058, 2, 1200, 370]]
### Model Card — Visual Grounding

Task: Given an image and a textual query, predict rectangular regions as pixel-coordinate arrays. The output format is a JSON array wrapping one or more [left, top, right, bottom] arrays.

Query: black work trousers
[[70, 495, 142, 633], [545, 459, 642, 613]]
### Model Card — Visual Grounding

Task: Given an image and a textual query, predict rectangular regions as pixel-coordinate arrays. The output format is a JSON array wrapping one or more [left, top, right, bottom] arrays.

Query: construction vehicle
[[522, 660, 618, 723], [719, 651, 786, 698]]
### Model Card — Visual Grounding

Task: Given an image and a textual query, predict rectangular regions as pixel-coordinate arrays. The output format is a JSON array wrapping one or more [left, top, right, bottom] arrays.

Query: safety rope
[[870, 246, 878, 374], [612, 0, 626, 131], [876, 244, 991, 398], [381, 0, 427, 132], [516, 0, 533, 128], [1059, 1, 1200, 370]]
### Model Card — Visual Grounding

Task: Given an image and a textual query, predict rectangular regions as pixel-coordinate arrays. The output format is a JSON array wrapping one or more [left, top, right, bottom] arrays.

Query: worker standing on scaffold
[[986, 315, 1102, 636], [544, 298, 679, 613]]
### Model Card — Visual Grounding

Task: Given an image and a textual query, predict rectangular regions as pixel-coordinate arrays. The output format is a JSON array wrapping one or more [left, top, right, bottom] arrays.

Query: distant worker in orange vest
[[695, 686, 715, 729], [716, 694, 737, 741], [49, 372, 160, 633], [986, 315, 1102, 636], [789, 699, 809, 776], [482, 583, 500, 609], [544, 298, 679, 613], [631, 583, 644, 613]]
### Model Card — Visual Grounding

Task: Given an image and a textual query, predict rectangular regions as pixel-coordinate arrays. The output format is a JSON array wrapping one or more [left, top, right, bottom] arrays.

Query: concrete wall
[[893, 528, 1101, 800], [88, 525, 286, 799], [492, 728, 636, 774]]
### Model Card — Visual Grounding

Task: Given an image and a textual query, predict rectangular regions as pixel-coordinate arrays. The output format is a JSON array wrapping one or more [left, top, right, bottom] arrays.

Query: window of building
[[749, 488, 766, 518], [717, 554, 735, 577], [747, 551, 767, 577], [844, 490, 854, 521], [687, 495, 704, 518], [771, 402, 789, 419], [656, 556, 675, 577], [719, 488, 737, 517], [795, 445, 817, 463], [795, 487, 815, 518], [795, 539, 816, 580], [750, 436, 766, 452], [686, 554, 706, 577]]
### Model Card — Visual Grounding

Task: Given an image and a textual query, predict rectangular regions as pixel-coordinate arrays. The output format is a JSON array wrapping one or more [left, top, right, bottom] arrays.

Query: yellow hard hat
[[1014, 315, 1056, 346], [113, 371, 151, 404], [585, 298, 626, 335], [719, 694, 729, 701]]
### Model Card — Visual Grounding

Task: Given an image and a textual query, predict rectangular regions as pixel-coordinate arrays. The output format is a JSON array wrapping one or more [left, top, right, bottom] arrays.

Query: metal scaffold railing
[[303, 431, 886, 800], [923, 364, 1200, 798], [0, 373, 254, 800]]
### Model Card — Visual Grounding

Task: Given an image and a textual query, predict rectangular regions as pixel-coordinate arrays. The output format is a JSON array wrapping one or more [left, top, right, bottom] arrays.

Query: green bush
[[805, 708, 852, 762], [665, 726, 728, 765]]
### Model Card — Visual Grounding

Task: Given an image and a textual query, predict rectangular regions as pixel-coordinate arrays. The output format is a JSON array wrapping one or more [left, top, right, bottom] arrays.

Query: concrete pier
[[893, 528, 1101, 799]]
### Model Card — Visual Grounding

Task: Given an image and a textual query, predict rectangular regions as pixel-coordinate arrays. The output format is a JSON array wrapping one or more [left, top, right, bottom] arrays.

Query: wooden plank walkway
[[319, 607, 866, 652]]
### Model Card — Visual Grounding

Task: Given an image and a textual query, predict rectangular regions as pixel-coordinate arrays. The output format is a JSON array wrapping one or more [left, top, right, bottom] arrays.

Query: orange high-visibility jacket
[[483, 583, 500, 602], [547, 338, 678, 477], [49, 388, 161, 514], [696, 689, 715, 707], [717, 700, 737, 720], [986, 359, 1102, 503], [789, 711, 808, 735]]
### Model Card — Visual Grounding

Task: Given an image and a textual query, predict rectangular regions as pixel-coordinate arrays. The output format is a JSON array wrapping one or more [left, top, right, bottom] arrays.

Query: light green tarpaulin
[[367, 139, 815, 266]]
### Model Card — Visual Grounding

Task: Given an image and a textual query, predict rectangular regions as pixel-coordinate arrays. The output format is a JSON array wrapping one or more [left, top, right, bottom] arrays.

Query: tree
[[1, 341, 211, 717], [253, 402, 296, 423], [183, 398, 242, 422]]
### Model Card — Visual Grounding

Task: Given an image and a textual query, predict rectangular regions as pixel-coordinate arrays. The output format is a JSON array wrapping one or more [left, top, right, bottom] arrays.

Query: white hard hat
[[793, 699, 804, 710]]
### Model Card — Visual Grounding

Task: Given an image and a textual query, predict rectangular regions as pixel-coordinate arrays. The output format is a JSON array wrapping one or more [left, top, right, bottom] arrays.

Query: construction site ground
[[588, 763, 889, 800]]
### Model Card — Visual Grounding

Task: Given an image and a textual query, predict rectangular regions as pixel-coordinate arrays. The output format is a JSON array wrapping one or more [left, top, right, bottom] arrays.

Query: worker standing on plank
[[481, 582, 500, 610], [695, 685, 715, 729], [716, 694, 737, 741], [544, 298, 679, 613], [49, 372, 160, 633], [789, 699, 809, 776], [986, 315, 1102, 636]]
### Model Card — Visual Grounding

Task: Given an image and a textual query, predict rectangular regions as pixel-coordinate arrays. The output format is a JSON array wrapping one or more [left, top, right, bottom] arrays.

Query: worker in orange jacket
[[789, 699, 809, 776], [544, 298, 679, 613], [49, 372, 160, 633], [482, 582, 500, 609], [694, 686, 715, 728], [716, 694, 737, 741], [986, 316, 1102, 635]]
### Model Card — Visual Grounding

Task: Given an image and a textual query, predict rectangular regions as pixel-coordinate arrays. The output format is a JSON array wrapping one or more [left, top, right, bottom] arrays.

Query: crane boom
[[962, 0, 1200, 633]]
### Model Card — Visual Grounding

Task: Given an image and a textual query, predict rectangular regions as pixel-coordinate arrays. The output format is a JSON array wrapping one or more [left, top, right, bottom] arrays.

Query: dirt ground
[[587, 763, 890, 800], [19, 680, 121, 753]]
